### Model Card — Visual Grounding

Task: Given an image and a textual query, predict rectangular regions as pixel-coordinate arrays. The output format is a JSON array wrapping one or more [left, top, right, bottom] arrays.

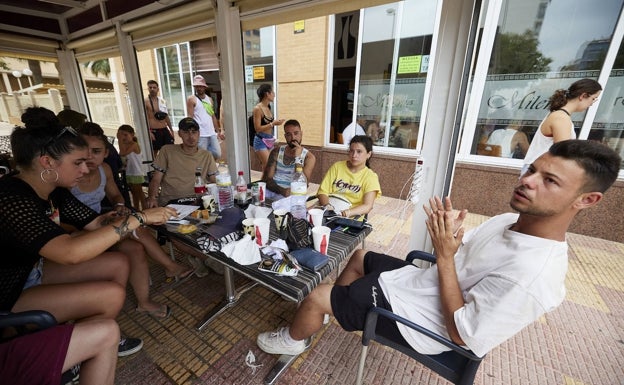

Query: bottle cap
[[238, 171, 243, 175]]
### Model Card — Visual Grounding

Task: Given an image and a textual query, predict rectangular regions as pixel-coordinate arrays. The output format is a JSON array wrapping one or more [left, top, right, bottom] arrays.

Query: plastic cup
[[242, 218, 255, 239], [253, 218, 270, 246], [257, 182, 266, 204], [308, 208, 324, 227], [312, 226, 331, 255], [273, 208, 289, 232]]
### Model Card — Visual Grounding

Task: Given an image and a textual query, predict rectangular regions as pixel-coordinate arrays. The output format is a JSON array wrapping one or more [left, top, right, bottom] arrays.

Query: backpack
[[248, 115, 256, 144]]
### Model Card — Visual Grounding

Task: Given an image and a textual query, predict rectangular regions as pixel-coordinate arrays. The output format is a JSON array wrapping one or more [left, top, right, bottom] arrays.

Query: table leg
[[196, 266, 258, 331], [264, 338, 312, 385]]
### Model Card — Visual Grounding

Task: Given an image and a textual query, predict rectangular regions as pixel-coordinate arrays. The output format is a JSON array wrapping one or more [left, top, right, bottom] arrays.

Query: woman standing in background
[[522, 78, 602, 174], [252, 84, 285, 171], [117, 124, 146, 210]]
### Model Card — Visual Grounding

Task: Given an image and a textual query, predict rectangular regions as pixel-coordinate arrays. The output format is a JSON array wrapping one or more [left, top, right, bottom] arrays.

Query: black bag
[[248, 115, 256, 144], [154, 111, 168, 121], [279, 212, 313, 251], [150, 97, 168, 120]]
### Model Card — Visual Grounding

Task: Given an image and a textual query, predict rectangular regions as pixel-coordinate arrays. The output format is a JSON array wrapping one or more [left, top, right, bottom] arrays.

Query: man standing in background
[[144, 80, 175, 156], [187, 74, 224, 160]]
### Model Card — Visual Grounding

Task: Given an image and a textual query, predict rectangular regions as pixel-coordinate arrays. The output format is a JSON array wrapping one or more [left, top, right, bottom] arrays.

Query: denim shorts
[[23, 258, 44, 290], [253, 132, 276, 151]]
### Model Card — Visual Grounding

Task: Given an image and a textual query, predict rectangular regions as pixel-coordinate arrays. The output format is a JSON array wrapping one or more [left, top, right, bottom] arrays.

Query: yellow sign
[[253, 66, 265, 80], [294, 20, 305, 34], [397, 55, 421, 74]]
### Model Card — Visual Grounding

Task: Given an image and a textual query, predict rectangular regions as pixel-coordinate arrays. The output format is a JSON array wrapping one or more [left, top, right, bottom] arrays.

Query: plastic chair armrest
[[406, 250, 437, 264], [365, 307, 482, 361]]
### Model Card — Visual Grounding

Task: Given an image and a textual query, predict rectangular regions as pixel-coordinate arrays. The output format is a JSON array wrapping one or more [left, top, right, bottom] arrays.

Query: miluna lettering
[[488, 90, 551, 111]]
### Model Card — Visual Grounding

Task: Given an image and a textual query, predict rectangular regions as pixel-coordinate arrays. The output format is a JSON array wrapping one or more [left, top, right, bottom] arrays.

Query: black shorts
[[330, 251, 413, 344], [151, 127, 174, 152]]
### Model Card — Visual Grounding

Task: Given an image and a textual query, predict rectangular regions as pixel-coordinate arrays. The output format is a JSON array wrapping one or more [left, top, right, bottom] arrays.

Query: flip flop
[[136, 304, 172, 319], [165, 267, 195, 284]]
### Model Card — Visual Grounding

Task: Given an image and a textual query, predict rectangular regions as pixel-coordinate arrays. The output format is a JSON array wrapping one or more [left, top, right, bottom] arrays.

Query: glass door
[[352, 0, 439, 151]]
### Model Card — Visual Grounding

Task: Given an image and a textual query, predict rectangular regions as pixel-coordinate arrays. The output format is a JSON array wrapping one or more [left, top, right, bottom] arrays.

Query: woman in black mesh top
[[0, 107, 177, 358]]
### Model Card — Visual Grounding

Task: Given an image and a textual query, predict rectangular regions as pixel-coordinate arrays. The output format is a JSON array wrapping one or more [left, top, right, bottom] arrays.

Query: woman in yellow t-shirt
[[318, 135, 381, 217]]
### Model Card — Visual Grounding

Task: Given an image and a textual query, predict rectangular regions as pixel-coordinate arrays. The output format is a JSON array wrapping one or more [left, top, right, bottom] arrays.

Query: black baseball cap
[[178, 117, 199, 131]]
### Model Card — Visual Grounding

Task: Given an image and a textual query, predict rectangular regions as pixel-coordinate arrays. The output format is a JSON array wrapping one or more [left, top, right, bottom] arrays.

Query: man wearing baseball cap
[[186, 74, 224, 160], [147, 117, 218, 207], [147, 117, 223, 277]]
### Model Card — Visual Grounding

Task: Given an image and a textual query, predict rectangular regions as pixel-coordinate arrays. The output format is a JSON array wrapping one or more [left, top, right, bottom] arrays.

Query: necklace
[[559, 108, 570, 116]]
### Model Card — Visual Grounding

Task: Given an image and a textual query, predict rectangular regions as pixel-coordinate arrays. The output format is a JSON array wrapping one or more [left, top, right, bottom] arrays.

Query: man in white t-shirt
[[341, 118, 366, 146], [186, 75, 224, 160], [257, 140, 621, 358]]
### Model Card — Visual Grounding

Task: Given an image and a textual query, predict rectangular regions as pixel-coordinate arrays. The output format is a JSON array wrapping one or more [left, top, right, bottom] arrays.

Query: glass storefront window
[[591, 41, 624, 168], [154, 43, 192, 126], [243, 27, 276, 121], [466, 0, 624, 164], [334, 0, 438, 151]]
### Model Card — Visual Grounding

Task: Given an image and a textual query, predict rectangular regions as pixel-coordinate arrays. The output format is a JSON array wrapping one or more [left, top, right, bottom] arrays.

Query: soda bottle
[[235, 171, 248, 206], [216, 161, 234, 211], [194, 167, 206, 195], [290, 159, 307, 219]]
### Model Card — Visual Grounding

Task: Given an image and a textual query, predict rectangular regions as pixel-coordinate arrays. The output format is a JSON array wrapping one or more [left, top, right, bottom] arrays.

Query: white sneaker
[[257, 327, 306, 355]]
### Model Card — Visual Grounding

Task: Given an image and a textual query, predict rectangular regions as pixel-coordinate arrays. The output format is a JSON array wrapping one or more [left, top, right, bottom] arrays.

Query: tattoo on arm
[[265, 178, 284, 195], [266, 149, 277, 169], [112, 214, 131, 240], [263, 149, 283, 193]]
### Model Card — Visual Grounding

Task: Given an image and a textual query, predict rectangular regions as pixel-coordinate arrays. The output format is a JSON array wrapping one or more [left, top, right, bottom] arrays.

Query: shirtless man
[[144, 80, 175, 156]]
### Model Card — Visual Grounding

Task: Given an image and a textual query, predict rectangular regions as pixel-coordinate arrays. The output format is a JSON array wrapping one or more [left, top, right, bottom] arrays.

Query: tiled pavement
[[114, 194, 624, 385], [2, 120, 622, 384]]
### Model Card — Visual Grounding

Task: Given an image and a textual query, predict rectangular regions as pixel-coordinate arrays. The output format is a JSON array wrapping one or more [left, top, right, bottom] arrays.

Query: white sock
[[281, 327, 300, 345]]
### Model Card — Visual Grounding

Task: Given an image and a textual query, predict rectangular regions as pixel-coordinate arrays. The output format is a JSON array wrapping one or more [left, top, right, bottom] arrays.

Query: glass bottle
[[235, 170, 248, 206], [194, 167, 206, 195]]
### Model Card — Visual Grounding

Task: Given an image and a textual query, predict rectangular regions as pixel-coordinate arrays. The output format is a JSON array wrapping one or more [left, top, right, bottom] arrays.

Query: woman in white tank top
[[521, 78, 602, 175]]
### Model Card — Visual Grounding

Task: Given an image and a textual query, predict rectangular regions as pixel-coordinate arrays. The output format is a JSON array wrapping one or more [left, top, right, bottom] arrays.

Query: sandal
[[136, 304, 172, 319], [165, 267, 195, 284]]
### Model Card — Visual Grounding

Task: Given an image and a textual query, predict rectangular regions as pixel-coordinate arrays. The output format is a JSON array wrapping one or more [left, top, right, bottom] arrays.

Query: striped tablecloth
[[163, 217, 371, 302]]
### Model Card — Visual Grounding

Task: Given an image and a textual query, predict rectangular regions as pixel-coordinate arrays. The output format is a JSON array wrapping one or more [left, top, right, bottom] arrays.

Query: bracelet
[[115, 202, 125, 207], [130, 212, 145, 227], [112, 214, 131, 240]]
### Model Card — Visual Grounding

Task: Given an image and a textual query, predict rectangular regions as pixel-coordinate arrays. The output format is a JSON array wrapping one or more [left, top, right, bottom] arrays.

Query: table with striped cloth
[[163, 218, 371, 303]]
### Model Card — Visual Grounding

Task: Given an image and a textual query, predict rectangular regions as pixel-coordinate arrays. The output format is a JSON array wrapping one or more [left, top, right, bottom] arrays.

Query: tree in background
[[83, 59, 111, 77], [489, 30, 552, 74]]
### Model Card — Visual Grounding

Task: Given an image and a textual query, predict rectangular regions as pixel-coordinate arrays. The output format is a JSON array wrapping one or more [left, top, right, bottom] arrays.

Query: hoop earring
[[40, 168, 59, 183]]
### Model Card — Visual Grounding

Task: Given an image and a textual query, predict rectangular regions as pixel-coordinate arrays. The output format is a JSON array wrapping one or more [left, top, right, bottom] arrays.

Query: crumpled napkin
[[221, 234, 261, 265], [271, 196, 292, 212], [244, 205, 273, 219], [245, 350, 263, 374], [268, 238, 289, 252]]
